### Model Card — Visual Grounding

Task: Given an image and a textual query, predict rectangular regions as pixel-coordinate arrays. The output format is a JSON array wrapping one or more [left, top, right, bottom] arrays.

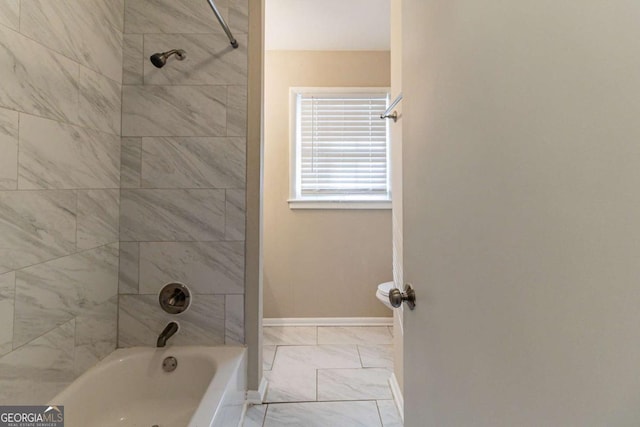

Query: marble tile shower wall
[[118, 0, 248, 347], [0, 0, 124, 404]]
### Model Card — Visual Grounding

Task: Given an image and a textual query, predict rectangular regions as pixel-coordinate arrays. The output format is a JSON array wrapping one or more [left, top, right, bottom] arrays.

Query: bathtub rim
[[50, 345, 247, 427]]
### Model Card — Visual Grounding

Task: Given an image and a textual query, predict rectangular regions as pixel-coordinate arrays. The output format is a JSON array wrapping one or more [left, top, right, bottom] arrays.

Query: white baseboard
[[389, 373, 404, 422], [263, 317, 393, 327], [246, 376, 268, 404]]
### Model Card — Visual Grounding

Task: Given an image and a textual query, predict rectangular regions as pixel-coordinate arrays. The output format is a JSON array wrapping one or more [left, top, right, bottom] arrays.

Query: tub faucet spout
[[157, 321, 179, 347]]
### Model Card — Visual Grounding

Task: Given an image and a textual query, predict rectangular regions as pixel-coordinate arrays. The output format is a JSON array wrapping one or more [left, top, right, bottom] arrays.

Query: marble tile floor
[[244, 326, 403, 427]]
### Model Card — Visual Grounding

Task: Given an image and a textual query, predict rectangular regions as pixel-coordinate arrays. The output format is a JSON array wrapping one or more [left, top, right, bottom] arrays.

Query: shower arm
[[205, 0, 239, 49]]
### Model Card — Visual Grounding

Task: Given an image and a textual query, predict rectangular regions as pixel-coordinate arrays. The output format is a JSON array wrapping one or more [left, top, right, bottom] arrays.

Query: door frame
[[245, 0, 265, 394]]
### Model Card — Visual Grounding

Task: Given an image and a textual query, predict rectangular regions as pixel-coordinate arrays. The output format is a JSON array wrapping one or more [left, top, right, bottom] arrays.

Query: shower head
[[150, 49, 186, 68]]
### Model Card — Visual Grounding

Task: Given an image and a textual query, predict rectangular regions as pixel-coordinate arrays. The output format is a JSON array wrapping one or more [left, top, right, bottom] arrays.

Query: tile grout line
[[3, 19, 121, 87], [267, 399, 385, 405], [72, 314, 78, 374], [141, 31, 145, 86], [261, 404, 268, 427], [9, 271, 16, 356], [8, 241, 119, 275], [222, 294, 227, 344], [120, 186, 249, 191], [260, 400, 392, 426], [3, 187, 121, 193], [17, 0, 21, 33], [116, 49, 125, 349], [8, 316, 76, 356], [223, 189, 227, 238], [0, 105, 122, 143], [14, 111, 20, 190], [136, 136, 142, 188], [76, 60, 81, 126], [270, 344, 280, 371], [122, 83, 247, 88], [375, 400, 385, 427]]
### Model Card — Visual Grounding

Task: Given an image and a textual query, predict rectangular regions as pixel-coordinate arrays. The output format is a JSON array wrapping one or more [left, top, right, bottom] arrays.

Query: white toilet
[[376, 281, 395, 310]]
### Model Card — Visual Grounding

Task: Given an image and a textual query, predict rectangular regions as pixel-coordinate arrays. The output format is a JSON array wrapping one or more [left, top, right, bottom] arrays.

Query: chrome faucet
[[157, 321, 179, 347]]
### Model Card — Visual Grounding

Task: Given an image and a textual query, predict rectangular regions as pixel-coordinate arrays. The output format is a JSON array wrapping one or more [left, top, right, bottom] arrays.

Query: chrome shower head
[[150, 49, 186, 68]]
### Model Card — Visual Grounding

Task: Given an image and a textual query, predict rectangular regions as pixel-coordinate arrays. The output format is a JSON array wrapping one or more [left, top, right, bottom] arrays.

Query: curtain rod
[[205, 0, 239, 48]]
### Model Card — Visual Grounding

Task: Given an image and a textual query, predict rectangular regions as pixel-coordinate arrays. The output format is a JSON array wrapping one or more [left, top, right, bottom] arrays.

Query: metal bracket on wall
[[204, 0, 239, 48], [380, 93, 403, 122]]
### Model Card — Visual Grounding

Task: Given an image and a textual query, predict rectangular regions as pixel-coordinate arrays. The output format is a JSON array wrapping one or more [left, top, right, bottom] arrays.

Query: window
[[289, 88, 391, 209]]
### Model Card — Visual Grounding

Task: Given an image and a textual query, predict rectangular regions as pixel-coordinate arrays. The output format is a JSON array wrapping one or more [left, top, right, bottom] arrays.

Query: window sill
[[288, 199, 392, 210]]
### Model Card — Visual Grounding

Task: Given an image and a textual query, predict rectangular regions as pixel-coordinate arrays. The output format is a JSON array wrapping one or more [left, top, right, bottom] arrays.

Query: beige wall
[[263, 50, 392, 318]]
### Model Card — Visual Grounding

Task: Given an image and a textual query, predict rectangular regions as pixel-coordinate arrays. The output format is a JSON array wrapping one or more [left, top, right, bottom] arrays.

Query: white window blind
[[294, 91, 390, 201]]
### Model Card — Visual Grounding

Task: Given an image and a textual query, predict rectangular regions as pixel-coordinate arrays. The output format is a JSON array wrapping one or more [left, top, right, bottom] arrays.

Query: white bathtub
[[51, 346, 247, 427]]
